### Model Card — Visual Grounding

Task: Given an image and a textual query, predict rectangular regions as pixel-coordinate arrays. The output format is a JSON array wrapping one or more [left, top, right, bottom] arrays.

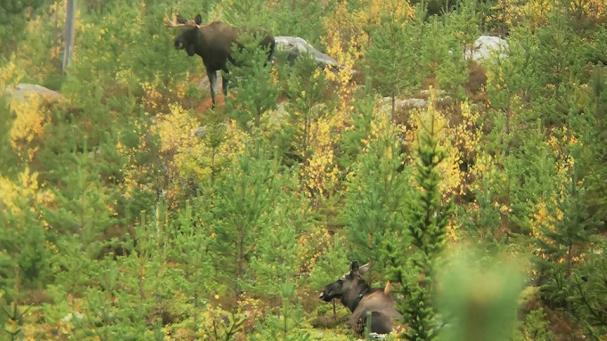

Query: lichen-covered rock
[[5, 83, 63, 104], [274, 36, 338, 69], [465, 35, 509, 62]]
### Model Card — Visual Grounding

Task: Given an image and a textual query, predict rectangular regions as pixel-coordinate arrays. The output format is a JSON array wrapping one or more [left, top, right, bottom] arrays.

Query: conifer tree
[[283, 55, 329, 163], [227, 34, 277, 132], [209, 148, 283, 296], [344, 112, 410, 273], [365, 13, 418, 117], [571, 242, 607, 336], [535, 163, 598, 308], [583, 68, 607, 231], [0, 0, 44, 55], [385, 104, 451, 340], [249, 183, 310, 337]]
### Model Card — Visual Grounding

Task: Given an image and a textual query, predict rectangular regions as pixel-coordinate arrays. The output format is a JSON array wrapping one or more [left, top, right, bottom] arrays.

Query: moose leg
[[207, 68, 217, 108], [221, 70, 229, 97]]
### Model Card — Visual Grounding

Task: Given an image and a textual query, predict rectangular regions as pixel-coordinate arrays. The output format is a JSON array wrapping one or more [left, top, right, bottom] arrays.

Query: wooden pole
[[62, 0, 76, 72]]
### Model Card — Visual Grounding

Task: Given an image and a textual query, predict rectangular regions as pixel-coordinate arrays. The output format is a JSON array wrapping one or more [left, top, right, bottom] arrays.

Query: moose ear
[[194, 14, 202, 25], [350, 261, 360, 273]]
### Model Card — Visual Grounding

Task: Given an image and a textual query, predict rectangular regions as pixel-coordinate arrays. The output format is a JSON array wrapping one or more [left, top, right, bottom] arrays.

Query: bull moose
[[320, 262, 401, 336], [166, 13, 275, 107]]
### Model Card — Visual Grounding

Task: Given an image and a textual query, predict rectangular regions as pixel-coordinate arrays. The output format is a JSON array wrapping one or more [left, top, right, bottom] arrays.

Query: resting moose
[[166, 14, 275, 107], [320, 262, 401, 336]]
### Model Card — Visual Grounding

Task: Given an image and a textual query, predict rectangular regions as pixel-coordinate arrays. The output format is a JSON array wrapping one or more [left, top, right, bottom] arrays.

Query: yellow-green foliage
[[1, 0, 606, 339]]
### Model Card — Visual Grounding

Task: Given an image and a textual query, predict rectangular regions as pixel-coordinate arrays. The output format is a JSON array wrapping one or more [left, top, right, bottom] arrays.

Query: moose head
[[320, 261, 372, 311], [166, 13, 275, 108], [172, 14, 204, 56], [320, 261, 401, 335]]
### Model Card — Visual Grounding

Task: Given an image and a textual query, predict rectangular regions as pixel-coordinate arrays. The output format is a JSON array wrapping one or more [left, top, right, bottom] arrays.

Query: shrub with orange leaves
[[126, 103, 249, 205], [0, 167, 54, 219], [140, 75, 192, 114], [493, 0, 606, 31], [322, 1, 367, 113], [492, 0, 555, 29], [301, 146, 340, 199], [0, 60, 23, 92], [8, 96, 51, 162], [299, 1, 378, 202], [366, 0, 414, 25], [451, 101, 483, 196], [297, 228, 334, 274], [531, 200, 561, 238]]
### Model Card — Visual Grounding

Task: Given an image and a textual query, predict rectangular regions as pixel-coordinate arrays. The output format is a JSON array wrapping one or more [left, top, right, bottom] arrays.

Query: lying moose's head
[[320, 261, 401, 336], [320, 262, 372, 311]]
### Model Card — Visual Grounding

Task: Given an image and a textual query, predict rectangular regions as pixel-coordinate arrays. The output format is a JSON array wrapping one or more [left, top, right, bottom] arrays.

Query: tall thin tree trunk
[[62, 0, 76, 72], [235, 231, 245, 296], [391, 94, 396, 120]]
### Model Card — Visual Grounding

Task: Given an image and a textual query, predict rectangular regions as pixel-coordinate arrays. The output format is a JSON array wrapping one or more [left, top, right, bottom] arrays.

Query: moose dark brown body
[[320, 262, 401, 336], [170, 14, 275, 107]]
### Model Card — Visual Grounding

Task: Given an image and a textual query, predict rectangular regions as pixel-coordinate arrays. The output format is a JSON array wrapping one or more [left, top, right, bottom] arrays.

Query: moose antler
[[164, 13, 199, 28]]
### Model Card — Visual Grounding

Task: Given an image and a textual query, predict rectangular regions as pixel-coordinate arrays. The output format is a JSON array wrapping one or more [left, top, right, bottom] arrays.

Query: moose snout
[[319, 290, 333, 302], [174, 40, 184, 49]]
